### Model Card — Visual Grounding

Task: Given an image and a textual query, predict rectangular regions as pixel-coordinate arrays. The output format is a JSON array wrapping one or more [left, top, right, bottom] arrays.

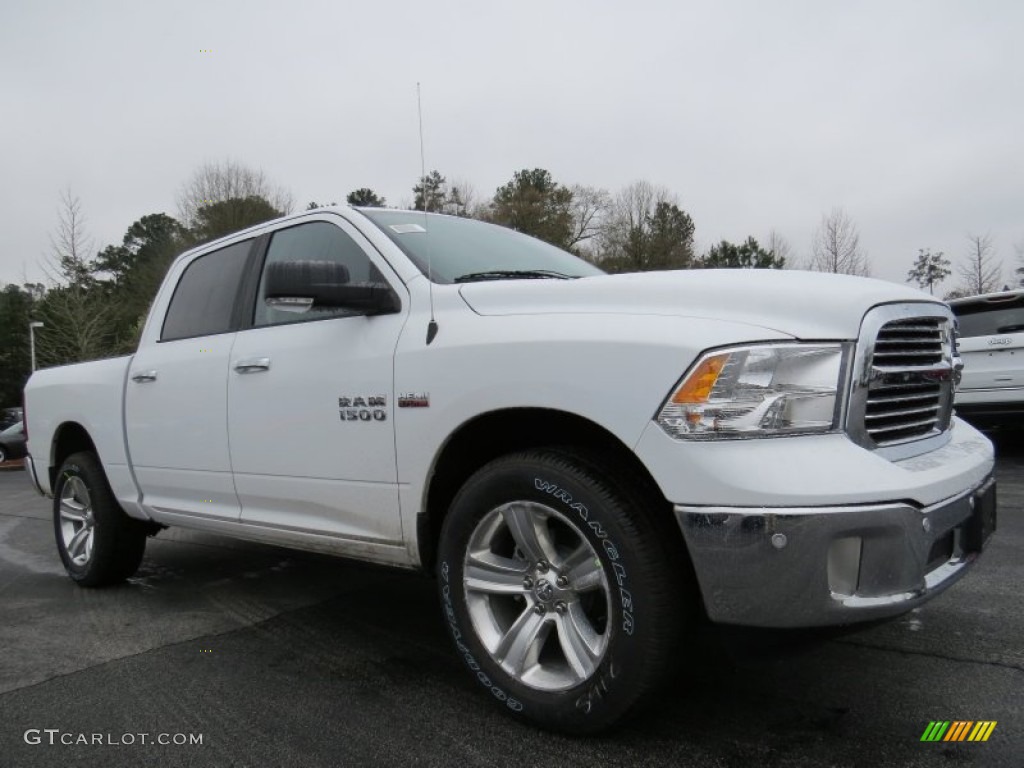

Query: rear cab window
[[161, 240, 253, 341]]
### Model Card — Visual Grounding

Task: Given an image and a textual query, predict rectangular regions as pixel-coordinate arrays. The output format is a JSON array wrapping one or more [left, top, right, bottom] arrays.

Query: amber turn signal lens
[[671, 353, 729, 404]]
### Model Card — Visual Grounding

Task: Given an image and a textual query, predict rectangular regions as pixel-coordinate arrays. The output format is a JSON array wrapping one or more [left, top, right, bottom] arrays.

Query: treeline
[[315, 168, 787, 273], [1, 160, 788, 406]]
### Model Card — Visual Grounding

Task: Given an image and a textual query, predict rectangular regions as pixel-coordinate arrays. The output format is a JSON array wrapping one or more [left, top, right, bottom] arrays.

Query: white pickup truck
[[24, 207, 997, 732]]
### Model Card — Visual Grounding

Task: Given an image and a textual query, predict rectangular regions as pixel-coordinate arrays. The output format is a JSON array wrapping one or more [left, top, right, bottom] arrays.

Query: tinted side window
[[254, 221, 383, 327], [954, 298, 1024, 337], [161, 240, 252, 341]]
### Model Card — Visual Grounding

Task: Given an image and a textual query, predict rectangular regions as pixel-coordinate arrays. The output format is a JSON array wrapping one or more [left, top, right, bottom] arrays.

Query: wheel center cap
[[534, 579, 554, 602]]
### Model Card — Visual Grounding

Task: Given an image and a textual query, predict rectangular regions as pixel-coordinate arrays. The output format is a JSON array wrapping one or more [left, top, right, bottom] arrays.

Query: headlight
[[657, 343, 849, 439]]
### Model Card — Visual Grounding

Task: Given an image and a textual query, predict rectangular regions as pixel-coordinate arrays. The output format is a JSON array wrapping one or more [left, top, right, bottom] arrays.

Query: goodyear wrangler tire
[[437, 448, 690, 733], [54, 452, 147, 587]]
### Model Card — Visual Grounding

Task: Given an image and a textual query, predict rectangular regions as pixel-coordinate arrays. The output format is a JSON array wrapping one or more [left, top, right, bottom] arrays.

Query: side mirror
[[264, 260, 400, 315]]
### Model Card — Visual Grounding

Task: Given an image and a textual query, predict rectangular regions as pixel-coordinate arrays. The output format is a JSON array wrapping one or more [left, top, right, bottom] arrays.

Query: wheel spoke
[[567, 549, 606, 592], [67, 477, 90, 506], [556, 601, 602, 680], [83, 529, 94, 562], [59, 499, 87, 523], [501, 503, 557, 565], [465, 551, 529, 594], [494, 607, 549, 675], [67, 525, 90, 558]]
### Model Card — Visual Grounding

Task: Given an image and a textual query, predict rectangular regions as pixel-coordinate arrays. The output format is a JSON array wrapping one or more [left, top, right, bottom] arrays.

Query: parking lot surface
[[0, 435, 1021, 767]]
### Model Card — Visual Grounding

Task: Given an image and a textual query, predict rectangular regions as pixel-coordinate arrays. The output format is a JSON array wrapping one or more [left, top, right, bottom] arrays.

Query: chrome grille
[[846, 305, 958, 458], [865, 317, 951, 445], [872, 319, 944, 367]]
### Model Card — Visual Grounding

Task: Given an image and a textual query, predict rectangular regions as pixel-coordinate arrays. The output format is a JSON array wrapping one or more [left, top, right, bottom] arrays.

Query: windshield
[[356, 209, 604, 284]]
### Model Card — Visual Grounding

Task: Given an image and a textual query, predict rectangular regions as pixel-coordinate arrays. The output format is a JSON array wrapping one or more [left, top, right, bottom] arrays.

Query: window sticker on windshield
[[389, 223, 426, 234]]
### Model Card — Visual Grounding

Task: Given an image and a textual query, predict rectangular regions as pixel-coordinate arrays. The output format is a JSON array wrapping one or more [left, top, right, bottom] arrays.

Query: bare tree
[[176, 160, 294, 229], [567, 185, 610, 253], [596, 181, 695, 271], [35, 287, 115, 366], [33, 191, 118, 365], [808, 207, 870, 276], [45, 189, 95, 286], [956, 233, 1002, 296], [443, 178, 481, 217], [765, 229, 792, 268], [597, 181, 664, 259]]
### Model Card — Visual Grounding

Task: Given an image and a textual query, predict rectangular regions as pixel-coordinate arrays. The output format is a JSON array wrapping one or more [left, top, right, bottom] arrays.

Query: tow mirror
[[264, 260, 400, 315]]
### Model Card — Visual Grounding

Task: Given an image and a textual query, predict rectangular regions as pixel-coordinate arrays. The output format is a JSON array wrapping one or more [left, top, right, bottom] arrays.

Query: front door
[[227, 216, 407, 544]]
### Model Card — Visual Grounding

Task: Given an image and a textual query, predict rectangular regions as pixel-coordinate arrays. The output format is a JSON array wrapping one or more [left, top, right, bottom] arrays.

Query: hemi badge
[[398, 392, 430, 408]]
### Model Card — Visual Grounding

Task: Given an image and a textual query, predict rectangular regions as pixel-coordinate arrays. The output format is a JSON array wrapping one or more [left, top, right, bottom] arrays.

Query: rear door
[[953, 294, 1024, 392], [125, 238, 254, 520], [226, 215, 407, 544]]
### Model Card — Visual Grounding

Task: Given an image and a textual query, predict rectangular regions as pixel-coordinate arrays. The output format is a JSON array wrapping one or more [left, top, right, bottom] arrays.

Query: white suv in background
[[949, 289, 1024, 427]]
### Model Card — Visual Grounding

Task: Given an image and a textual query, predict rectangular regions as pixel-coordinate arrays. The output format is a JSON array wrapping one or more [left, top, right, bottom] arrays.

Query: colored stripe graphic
[[944, 721, 971, 741], [921, 721, 996, 742]]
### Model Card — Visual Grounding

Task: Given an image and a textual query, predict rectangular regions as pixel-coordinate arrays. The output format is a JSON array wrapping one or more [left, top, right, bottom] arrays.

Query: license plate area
[[963, 479, 997, 552]]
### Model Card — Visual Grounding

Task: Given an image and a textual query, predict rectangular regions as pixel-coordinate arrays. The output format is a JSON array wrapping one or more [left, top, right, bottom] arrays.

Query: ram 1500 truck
[[23, 207, 997, 733]]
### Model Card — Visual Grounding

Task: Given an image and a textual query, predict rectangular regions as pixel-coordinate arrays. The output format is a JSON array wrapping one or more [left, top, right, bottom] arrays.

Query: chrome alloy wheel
[[59, 476, 95, 567], [463, 501, 612, 691]]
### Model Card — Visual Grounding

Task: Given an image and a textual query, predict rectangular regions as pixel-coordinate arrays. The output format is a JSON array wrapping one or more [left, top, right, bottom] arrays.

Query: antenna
[[417, 82, 439, 345]]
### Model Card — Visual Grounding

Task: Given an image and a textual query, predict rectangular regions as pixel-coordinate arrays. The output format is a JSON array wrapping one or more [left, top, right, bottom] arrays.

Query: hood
[[458, 269, 943, 340]]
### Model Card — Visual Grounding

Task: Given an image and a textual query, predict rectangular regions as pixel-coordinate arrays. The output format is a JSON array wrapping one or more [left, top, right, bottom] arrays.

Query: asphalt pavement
[[0, 435, 1021, 767]]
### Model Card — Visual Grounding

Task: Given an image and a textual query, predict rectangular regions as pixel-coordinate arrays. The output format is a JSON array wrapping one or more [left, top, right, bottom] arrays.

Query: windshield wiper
[[453, 270, 575, 283]]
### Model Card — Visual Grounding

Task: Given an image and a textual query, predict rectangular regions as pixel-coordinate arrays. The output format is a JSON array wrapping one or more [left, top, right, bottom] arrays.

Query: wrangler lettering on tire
[[436, 449, 692, 733]]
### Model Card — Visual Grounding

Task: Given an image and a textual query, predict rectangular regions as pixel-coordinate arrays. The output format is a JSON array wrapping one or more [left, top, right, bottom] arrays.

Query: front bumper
[[676, 475, 996, 627]]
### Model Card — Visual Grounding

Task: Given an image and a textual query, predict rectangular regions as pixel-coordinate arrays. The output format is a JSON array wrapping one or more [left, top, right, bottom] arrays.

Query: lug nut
[[556, 575, 569, 588], [536, 560, 550, 573], [534, 604, 547, 615], [523, 576, 534, 589], [554, 601, 567, 615]]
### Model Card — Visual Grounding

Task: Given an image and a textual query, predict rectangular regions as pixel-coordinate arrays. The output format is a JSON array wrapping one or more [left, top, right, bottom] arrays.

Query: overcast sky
[[2, 0, 1021, 290]]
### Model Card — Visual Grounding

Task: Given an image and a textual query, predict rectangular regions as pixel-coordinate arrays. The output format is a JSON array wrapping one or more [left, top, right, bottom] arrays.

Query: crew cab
[[23, 207, 997, 732]]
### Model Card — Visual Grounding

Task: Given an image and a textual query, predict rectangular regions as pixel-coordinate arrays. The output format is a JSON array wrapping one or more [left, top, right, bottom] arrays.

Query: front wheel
[[437, 449, 693, 733], [54, 451, 147, 587], [0, 446, 7, 463]]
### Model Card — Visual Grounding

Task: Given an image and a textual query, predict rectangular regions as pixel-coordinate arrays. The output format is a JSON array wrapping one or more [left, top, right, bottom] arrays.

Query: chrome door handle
[[234, 357, 271, 373], [131, 371, 158, 383]]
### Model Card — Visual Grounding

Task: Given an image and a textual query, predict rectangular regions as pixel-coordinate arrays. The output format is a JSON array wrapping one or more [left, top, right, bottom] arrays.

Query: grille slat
[[866, 391, 941, 405], [877, 324, 942, 333], [873, 350, 944, 359], [863, 315, 951, 446], [864, 404, 940, 421], [866, 417, 941, 436]]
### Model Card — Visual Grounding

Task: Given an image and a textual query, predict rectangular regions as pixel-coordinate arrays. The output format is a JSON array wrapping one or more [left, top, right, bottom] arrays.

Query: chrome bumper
[[24, 454, 45, 497], [675, 475, 996, 628]]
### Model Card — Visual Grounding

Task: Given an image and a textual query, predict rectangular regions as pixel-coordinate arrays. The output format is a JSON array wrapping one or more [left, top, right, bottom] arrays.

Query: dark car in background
[[0, 421, 26, 464], [0, 407, 23, 431], [949, 289, 1024, 428]]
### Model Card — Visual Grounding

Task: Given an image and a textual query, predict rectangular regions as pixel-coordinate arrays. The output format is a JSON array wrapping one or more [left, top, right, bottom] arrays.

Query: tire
[[436, 448, 693, 734], [53, 451, 147, 587], [0, 446, 7, 463]]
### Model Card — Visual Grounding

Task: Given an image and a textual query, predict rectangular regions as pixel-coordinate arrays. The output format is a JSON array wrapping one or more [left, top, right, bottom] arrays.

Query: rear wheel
[[54, 452, 147, 586], [0, 446, 7, 463], [436, 448, 693, 733]]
